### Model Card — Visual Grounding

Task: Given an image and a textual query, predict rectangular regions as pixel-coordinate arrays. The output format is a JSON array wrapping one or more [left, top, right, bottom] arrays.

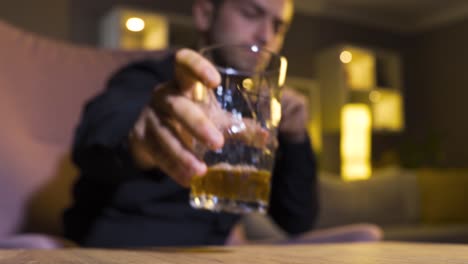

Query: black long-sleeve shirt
[[63, 54, 318, 248]]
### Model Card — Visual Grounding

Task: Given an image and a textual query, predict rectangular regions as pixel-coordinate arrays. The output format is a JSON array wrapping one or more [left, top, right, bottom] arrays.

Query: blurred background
[[1, 0, 468, 245], [0, 0, 467, 175]]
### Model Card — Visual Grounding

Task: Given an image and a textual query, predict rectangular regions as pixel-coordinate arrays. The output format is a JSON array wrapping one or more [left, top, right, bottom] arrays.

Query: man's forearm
[[268, 134, 319, 235]]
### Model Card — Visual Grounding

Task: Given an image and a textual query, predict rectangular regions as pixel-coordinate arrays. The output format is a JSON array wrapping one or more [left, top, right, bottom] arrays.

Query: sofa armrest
[[0, 233, 77, 249], [384, 224, 468, 243], [316, 168, 420, 228]]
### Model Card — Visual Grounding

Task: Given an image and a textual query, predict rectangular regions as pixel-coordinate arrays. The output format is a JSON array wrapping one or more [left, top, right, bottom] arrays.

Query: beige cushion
[[418, 168, 468, 224], [316, 167, 420, 228]]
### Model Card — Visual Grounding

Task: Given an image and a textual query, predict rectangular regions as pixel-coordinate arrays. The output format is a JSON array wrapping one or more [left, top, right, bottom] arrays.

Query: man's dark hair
[[211, 0, 223, 9], [209, 0, 224, 27]]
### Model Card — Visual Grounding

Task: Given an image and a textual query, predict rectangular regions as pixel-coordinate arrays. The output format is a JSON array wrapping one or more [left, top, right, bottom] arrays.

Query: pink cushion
[[0, 20, 168, 237]]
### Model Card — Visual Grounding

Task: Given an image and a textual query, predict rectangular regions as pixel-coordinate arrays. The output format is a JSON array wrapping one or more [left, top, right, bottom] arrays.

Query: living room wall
[[283, 15, 406, 78], [0, 0, 70, 41], [403, 18, 468, 168], [68, 2, 408, 170], [68, 1, 407, 78], [3, 0, 462, 169], [69, 0, 192, 46]]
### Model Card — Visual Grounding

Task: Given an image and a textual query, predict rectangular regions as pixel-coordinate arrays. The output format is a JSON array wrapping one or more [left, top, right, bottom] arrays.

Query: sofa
[[1, 19, 467, 248], [317, 167, 468, 243], [0, 20, 167, 248]]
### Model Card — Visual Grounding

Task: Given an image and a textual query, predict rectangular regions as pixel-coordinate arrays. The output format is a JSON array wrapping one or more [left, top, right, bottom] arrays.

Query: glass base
[[190, 195, 268, 214]]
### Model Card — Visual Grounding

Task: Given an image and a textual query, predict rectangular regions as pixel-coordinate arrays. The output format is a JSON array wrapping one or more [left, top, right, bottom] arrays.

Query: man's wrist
[[278, 131, 308, 144]]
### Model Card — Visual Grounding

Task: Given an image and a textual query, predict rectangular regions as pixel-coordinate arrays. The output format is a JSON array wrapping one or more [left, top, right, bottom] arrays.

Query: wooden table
[[1, 242, 468, 263]]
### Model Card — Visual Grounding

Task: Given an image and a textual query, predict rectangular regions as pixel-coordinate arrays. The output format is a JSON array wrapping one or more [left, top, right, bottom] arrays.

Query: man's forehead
[[233, 0, 294, 22]]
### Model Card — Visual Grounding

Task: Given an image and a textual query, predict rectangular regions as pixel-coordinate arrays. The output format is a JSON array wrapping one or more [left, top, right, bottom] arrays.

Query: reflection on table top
[[1, 242, 468, 264]]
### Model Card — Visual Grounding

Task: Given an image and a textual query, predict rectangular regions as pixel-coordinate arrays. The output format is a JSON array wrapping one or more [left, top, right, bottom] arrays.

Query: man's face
[[207, 0, 294, 53]]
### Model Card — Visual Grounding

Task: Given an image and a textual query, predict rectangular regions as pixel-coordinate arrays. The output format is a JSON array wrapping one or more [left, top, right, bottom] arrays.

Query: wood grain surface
[[0, 242, 467, 263]]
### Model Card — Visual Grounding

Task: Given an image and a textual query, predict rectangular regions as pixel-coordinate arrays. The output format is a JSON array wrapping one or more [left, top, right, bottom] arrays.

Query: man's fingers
[[145, 109, 207, 186], [128, 109, 160, 169], [164, 95, 224, 150], [129, 108, 207, 187], [281, 88, 308, 120], [230, 119, 270, 149], [279, 88, 308, 142], [175, 49, 221, 91], [152, 83, 224, 151], [216, 113, 270, 149]]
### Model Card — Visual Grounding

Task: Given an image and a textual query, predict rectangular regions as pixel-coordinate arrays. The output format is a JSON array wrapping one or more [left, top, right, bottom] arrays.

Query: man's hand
[[128, 49, 224, 187], [279, 88, 309, 143]]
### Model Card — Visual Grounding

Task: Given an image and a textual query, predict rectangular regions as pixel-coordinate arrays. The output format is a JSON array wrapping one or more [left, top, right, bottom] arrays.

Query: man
[[64, 0, 378, 247]]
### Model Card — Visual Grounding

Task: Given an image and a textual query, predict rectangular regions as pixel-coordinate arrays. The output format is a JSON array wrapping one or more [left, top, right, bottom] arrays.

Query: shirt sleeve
[[268, 134, 319, 235], [72, 56, 174, 183]]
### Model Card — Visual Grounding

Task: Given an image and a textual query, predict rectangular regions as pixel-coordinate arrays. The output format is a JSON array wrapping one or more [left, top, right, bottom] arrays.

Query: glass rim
[[199, 44, 284, 76]]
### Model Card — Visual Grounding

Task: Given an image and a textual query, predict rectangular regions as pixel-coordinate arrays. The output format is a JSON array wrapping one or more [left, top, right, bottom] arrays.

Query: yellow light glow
[[372, 90, 404, 131], [126, 17, 145, 32], [242, 78, 254, 91], [341, 104, 372, 181], [369, 90, 381, 103], [271, 97, 282, 127], [143, 27, 166, 49], [340, 50, 353, 64], [345, 51, 375, 90], [278, 56, 288, 87], [193, 82, 208, 103]]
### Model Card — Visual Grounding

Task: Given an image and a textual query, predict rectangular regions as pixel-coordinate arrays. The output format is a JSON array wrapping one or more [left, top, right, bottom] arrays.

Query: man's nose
[[255, 19, 274, 47]]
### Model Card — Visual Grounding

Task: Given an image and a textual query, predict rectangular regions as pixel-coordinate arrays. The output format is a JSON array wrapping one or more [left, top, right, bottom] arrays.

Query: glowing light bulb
[[340, 50, 353, 64], [126, 17, 145, 32]]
